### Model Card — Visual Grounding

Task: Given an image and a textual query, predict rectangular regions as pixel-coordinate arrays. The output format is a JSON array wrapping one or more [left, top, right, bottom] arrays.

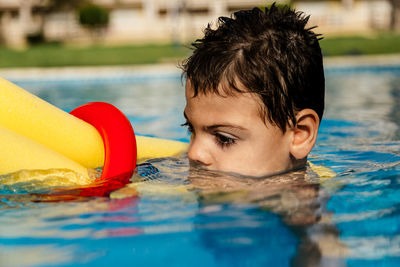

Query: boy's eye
[[215, 133, 236, 148], [181, 121, 194, 134]]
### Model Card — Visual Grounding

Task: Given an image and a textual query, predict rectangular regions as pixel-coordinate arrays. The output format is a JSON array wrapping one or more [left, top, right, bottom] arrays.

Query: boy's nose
[[187, 138, 212, 167]]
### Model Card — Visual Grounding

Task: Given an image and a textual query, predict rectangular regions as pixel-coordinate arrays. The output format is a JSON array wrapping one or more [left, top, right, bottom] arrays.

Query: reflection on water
[[0, 68, 399, 266], [0, 156, 343, 266], [188, 164, 321, 226], [0, 244, 79, 267], [389, 78, 400, 139], [187, 162, 335, 266]]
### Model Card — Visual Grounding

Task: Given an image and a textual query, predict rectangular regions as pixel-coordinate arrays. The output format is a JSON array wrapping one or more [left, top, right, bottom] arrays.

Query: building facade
[[0, 0, 393, 47]]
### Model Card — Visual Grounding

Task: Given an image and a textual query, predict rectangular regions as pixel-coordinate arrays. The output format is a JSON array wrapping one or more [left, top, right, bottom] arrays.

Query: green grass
[[1, 33, 400, 68], [320, 33, 400, 57], [0, 43, 191, 68]]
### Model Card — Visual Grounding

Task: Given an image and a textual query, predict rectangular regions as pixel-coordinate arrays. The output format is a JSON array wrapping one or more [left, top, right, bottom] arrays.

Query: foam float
[[0, 77, 188, 186]]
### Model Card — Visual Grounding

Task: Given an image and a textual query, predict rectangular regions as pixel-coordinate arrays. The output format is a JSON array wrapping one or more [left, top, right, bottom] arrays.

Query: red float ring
[[70, 102, 137, 181]]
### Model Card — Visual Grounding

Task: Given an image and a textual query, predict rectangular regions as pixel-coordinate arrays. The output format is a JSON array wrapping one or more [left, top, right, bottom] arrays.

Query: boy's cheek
[[215, 148, 256, 173]]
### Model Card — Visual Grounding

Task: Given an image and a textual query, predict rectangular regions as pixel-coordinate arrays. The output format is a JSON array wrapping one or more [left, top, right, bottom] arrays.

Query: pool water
[[1, 65, 400, 266]]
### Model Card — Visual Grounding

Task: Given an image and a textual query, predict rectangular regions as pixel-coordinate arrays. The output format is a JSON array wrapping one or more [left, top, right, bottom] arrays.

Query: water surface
[[1, 66, 400, 266]]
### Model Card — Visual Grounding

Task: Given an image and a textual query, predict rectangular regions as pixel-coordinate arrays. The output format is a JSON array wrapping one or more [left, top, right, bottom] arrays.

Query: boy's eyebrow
[[184, 111, 247, 132], [205, 125, 248, 133]]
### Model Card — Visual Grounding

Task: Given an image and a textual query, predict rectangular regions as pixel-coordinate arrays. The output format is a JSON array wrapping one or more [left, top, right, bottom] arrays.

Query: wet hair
[[181, 4, 325, 132]]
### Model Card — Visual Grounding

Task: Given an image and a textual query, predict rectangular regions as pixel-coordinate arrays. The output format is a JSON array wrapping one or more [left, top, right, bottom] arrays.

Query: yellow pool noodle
[[0, 125, 90, 179], [0, 77, 104, 168], [0, 77, 188, 180], [136, 136, 188, 161]]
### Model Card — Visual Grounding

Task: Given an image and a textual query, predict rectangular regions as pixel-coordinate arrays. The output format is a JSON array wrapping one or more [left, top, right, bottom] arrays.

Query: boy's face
[[184, 82, 294, 177]]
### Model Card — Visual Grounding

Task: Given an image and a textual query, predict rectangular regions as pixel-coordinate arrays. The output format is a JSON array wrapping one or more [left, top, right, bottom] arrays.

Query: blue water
[[1, 65, 400, 266]]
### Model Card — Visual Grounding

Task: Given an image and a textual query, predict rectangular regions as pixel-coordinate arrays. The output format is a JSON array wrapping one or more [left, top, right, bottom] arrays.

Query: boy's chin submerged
[[188, 158, 307, 180], [187, 159, 320, 226], [188, 156, 308, 179]]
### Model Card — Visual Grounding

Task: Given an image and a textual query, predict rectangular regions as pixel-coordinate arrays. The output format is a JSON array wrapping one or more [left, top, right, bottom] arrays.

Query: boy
[[181, 4, 324, 177]]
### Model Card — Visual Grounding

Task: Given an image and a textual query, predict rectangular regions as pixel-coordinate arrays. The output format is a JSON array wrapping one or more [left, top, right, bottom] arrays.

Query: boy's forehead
[[185, 78, 250, 98], [185, 82, 266, 123], [185, 82, 246, 104]]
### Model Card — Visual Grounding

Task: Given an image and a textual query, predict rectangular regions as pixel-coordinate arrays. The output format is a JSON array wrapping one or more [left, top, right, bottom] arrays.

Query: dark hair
[[181, 4, 325, 132]]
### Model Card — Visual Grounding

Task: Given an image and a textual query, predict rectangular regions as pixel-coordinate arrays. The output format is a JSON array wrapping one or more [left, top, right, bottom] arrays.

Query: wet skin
[[183, 82, 295, 177]]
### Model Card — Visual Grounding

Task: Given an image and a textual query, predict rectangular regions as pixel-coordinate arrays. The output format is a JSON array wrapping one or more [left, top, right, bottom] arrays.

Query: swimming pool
[[1, 64, 400, 266]]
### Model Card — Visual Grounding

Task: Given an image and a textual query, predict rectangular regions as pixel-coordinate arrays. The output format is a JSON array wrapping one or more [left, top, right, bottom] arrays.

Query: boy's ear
[[289, 109, 320, 160]]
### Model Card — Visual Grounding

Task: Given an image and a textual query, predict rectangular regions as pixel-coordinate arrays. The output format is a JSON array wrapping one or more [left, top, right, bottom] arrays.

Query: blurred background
[[0, 0, 399, 67]]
